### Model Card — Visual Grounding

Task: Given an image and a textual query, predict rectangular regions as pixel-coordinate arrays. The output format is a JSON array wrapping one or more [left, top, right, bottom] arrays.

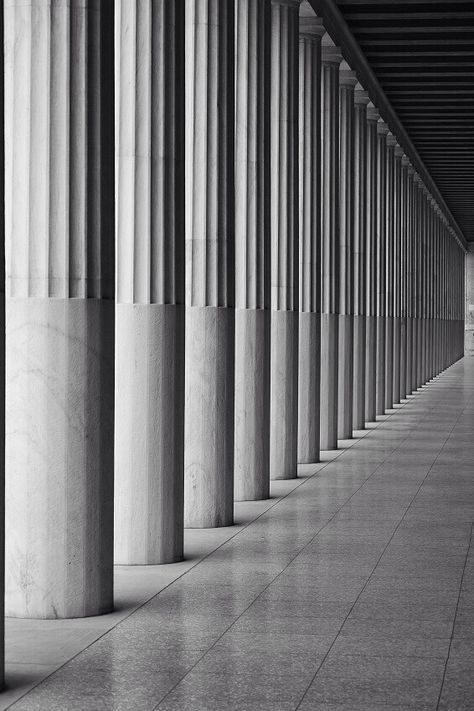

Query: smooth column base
[[6, 298, 114, 619], [320, 313, 338, 450], [400, 316, 408, 399], [115, 303, 184, 565], [405, 316, 413, 395], [184, 305, 234, 528], [417, 318, 423, 387], [338, 314, 354, 439], [353, 314, 366, 430], [298, 312, 320, 464], [411, 317, 418, 393], [376, 315, 386, 416], [270, 310, 298, 480], [385, 315, 394, 410], [234, 308, 270, 501], [365, 315, 376, 423], [393, 316, 401, 404]]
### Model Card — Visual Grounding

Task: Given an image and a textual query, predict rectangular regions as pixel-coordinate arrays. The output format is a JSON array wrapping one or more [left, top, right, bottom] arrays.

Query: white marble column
[[421, 187, 429, 385], [411, 174, 421, 391], [392, 144, 403, 404], [5, 0, 114, 618], [352, 85, 369, 430], [405, 165, 414, 395], [320, 35, 342, 450], [365, 103, 379, 423], [297, 10, 324, 464], [0, 28, 4, 678], [184, 0, 235, 526], [234, 0, 271, 501], [115, 0, 185, 563], [400, 155, 410, 400], [337, 62, 357, 440], [415, 179, 423, 389], [375, 120, 389, 416], [384, 132, 395, 410], [269, 0, 300, 479]]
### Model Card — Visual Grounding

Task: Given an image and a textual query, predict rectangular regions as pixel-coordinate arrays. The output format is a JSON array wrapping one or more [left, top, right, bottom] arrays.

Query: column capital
[[339, 60, 358, 87], [367, 101, 380, 122], [407, 165, 415, 176], [395, 145, 404, 159], [402, 155, 410, 168], [377, 119, 390, 136], [386, 132, 397, 148], [354, 83, 370, 105], [321, 33, 343, 64], [299, 15, 325, 38]]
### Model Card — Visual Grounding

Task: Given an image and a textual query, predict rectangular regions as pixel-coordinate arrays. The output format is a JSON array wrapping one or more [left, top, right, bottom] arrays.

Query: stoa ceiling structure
[[312, 0, 474, 245]]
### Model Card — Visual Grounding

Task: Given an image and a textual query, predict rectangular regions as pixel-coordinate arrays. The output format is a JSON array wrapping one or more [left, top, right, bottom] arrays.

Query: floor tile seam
[[435, 520, 474, 711], [294, 371, 462, 710], [153, 393, 432, 710]]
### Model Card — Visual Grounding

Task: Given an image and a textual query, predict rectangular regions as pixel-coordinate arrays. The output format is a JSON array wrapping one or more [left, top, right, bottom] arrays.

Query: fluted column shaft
[[320, 38, 342, 450], [234, 0, 271, 501], [405, 166, 414, 395], [269, 0, 300, 479], [5, 0, 114, 618], [0, 15, 4, 677], [412, 175, 420, 390], [365, 103, 379, 423], [400, 156, 409, 399], [337, 63, 357, 440], [115, 0, 185, 564], [384, 133, 395, 410], [297, 14, 324, 464], [375, 120, 388, 415], [392, 145, 403, 403], [184, 0, 235, 527], [352, 86, 369, 430]]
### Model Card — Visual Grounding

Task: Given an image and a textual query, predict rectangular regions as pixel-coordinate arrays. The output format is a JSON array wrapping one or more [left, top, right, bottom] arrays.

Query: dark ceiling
[[336, 0, 474, 242]]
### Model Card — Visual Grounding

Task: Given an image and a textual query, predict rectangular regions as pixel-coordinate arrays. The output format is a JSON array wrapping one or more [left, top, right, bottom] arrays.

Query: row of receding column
[[2, 0, 465, 634]]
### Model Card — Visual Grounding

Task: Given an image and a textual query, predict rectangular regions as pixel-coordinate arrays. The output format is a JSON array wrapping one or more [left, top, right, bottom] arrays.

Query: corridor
[[3, 357, 473, 710]]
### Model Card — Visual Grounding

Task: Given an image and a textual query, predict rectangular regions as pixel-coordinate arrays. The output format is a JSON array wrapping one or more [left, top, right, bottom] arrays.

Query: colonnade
[[1, 0, 466, 658]]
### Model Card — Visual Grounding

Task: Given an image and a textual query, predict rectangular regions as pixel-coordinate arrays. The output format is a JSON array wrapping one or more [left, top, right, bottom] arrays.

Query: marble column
[[297, 11, 324, 464], [5, 0, 114, 618], [337, 62, 357, 440], [352, 85, 369, 430], [115, 0, 185, 564], [421, 187, 428, 385], [184, 0, 235, 526], [427, 197, 435, 381], [234, 0, 271, 500], [384, 132, 395, 411], [400, 155, 410, 400], [405, 164, 414, 396], [392, 144, 403, 404], [0, 2, 4, 679], [320, 35, 342, 450], [365, 102, 379, 423], [412, 174, 421, 391], [375, 119, 389, 416], [269, 0, 300, 479]]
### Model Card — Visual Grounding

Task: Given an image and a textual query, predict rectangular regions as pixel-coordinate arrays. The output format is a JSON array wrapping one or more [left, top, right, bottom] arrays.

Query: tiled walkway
[[5, 358, 474, 710]]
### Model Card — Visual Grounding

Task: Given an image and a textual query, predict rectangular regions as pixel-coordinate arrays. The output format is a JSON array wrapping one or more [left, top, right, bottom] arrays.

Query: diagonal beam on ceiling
[[309, 0, 468, 250]]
